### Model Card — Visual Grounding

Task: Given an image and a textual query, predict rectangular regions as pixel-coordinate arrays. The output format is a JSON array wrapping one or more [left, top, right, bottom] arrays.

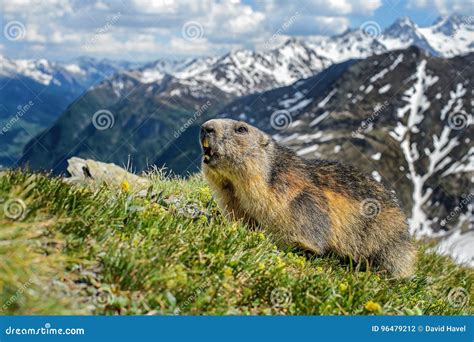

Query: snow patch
[[371, 152, 382, 160], [297, 144, 319, 156], [437, 230, 474, 267], [378, 84, 391, 94], [371, 171, 382, 182]]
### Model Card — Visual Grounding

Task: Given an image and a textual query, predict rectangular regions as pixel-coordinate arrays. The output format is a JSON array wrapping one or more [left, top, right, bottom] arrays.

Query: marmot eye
[[236, 126, 248, 134]]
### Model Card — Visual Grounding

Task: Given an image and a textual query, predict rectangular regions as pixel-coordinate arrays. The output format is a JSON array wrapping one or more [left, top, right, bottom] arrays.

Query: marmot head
[[200, 119, 271, 174]]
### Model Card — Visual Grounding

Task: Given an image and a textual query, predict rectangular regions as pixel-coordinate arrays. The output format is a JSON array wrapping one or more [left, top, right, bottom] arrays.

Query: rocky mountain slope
[[0, 55, 138, 166], [18, 70, 230, 173]]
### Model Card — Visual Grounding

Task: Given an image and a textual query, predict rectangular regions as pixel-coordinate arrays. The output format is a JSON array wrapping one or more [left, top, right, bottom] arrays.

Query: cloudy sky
[[0, 0, 472, 62]]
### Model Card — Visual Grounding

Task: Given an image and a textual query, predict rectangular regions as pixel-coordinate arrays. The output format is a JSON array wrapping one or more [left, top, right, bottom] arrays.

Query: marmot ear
[[259, 134, 271, 147]]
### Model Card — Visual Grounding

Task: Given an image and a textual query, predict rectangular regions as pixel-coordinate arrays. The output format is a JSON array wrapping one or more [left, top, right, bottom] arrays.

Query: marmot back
[[200, 118, 416, 278]]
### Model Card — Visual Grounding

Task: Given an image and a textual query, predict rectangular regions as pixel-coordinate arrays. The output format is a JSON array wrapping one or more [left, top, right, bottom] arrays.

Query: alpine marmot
[[200, 118, 416, 278]]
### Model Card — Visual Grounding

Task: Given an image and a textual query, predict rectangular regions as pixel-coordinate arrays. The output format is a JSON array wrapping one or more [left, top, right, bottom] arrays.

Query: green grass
[[0, 170, 472, 315]]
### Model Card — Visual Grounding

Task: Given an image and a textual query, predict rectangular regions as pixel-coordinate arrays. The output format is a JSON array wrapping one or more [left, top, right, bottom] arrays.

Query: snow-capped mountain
[[182, 39, 331, 96], [378, 17, 438, 56], [3, 13, 472, 97], [94, 14, 473, 99], [418, 14, 474, 58], [0, 55, 140, 166], [0, 54, 139, 88], [13, 13, 474, 170], [307, 14, 472, 63], [91, 38, 331, 97]]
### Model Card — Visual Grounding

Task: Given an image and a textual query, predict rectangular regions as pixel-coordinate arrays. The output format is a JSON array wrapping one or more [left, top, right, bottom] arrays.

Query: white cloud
[[227, 9, 265, 34], [1, 0, 383, 61], [258, 0, 382, 16], [407, 0, 474, 15], [169, 37, 212, 54]]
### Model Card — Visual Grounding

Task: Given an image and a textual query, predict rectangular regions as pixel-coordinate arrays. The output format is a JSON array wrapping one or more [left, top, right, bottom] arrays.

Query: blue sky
[[0, 0, 472, 62]]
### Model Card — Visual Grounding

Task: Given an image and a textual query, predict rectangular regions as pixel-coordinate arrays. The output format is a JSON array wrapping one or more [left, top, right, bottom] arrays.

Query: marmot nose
[[200, 123, 215, 136]]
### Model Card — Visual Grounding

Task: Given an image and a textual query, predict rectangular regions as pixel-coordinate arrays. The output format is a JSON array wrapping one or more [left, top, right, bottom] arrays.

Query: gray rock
[[65, 157, 150, 195]]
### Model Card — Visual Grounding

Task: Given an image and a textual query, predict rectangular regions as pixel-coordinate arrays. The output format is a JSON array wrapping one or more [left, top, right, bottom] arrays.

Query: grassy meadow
[[0, 170, 472, 315]]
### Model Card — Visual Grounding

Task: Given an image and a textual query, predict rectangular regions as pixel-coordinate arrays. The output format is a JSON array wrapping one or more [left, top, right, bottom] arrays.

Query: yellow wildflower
[[199, 187, 211, 198], [275, 256, 286, 269], [339, 283, 348, 292], [295, 256, 306, 268], [222, 282, 233, 291], [364, 300, 382, 312], [166, 279, 177, 289], [121, 180, 130, 192], [223, 267, 233, 277]]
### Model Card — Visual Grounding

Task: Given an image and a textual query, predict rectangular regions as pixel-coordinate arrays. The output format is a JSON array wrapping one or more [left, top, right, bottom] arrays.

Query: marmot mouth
[[203, 146, 218, 164]]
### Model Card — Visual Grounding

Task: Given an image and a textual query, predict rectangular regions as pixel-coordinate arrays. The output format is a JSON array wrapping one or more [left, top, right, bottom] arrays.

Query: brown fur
[[200, 119, 416, 278]]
